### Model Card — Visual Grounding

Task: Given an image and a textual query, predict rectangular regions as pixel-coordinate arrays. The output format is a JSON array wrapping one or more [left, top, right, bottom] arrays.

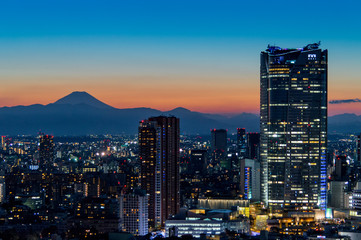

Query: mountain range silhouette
[[0, 91, 359, 135]]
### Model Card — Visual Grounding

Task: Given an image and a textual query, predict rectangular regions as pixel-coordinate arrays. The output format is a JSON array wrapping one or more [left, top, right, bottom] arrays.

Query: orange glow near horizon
[[0, 75, 360, 116], [0, 75, 260, 114]]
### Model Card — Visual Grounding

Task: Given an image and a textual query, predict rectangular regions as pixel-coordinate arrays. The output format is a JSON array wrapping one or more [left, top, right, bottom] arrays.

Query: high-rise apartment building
[[120, 191, 148, 236], [39, 134, 54, 170], [260, 43, 327, 211], [139, 116, 180, 227]]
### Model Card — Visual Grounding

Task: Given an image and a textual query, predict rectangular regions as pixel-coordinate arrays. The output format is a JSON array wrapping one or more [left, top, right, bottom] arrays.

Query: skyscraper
[[139, 116, 180, 227], [39, 134, 54, 170], [211, 129, 228, 169], [260, 43, 327, 211], [237, 128, 247, 158], [247, 132, 260, 160], [334, 155, 348, 181]]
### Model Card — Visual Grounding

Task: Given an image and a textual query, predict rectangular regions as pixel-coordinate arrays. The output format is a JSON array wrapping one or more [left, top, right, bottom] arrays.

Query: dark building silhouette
[[247, 132, 260, 160], [237, 128, 247, 158], [211, 129, 228, 169], [139, 116, 180, 227], [357, 134, 361, 164], [70, 197, 121, 235], [260, 43, 328, 210], [190, 149, 207, 174], [38, 134, 54, 170], [335, 155, 348, 181]]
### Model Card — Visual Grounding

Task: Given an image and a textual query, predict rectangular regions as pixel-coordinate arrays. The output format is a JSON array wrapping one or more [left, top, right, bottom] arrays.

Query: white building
[[166, 219, 222, 238], [329, 181, 348, 209], [120, 191, 148, 236], [165, 209, 249, 238], [240, 158, 261, 201]]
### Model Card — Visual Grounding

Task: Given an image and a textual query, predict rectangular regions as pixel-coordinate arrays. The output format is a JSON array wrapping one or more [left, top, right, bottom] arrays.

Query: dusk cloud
[[329, 98, 361, 104]]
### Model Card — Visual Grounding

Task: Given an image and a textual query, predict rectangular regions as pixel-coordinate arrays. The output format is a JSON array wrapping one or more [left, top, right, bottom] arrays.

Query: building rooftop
[[265, 42, 321, 54]]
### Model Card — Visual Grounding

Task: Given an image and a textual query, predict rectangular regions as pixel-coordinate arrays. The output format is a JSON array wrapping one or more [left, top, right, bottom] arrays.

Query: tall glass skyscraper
[[260, 43, 327, 211]]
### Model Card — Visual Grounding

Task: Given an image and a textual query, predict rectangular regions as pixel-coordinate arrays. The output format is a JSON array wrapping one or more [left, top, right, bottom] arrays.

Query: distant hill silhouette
[[0, 91, 358, 135], [328, 113, 361, 134]]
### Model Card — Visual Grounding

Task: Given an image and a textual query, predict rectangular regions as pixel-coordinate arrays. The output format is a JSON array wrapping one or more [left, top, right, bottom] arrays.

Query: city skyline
[[1, 1, 361, 239], [0, 0, 360, 115]]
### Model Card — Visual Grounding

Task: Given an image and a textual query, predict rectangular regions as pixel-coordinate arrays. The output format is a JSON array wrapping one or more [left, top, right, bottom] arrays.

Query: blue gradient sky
[[0, 0, 360, 115]]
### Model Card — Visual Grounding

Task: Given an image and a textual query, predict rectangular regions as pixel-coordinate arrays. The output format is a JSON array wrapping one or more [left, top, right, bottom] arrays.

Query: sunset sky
[[0, 0, 360, 115]]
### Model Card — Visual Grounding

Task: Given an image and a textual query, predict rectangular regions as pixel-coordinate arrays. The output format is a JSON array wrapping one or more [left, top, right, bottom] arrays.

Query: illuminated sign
[[325, 208, 333, 219], [29, 165, 39, 170], [308, 54, 317, 60]]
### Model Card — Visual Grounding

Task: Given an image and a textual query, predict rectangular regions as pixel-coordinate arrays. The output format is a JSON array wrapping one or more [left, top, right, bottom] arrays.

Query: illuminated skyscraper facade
[[260, 43, 327, 211], [139, 116, 180, 227]]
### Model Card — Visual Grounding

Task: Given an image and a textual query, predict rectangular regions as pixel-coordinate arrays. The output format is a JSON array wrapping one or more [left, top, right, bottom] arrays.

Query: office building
[[260, 42, 327, 210], [247, 132, 260, 160], [165, 208, 250, 238], [237, 128, 247, 158], [329, 181, 348, 209], [352, 182, 361, 214], [139, 116, 180, 227], [334, 155, 348, 181], [211, 129, 228, 169], [240, 158, 261, 201], [120, 191, 148, 236]]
